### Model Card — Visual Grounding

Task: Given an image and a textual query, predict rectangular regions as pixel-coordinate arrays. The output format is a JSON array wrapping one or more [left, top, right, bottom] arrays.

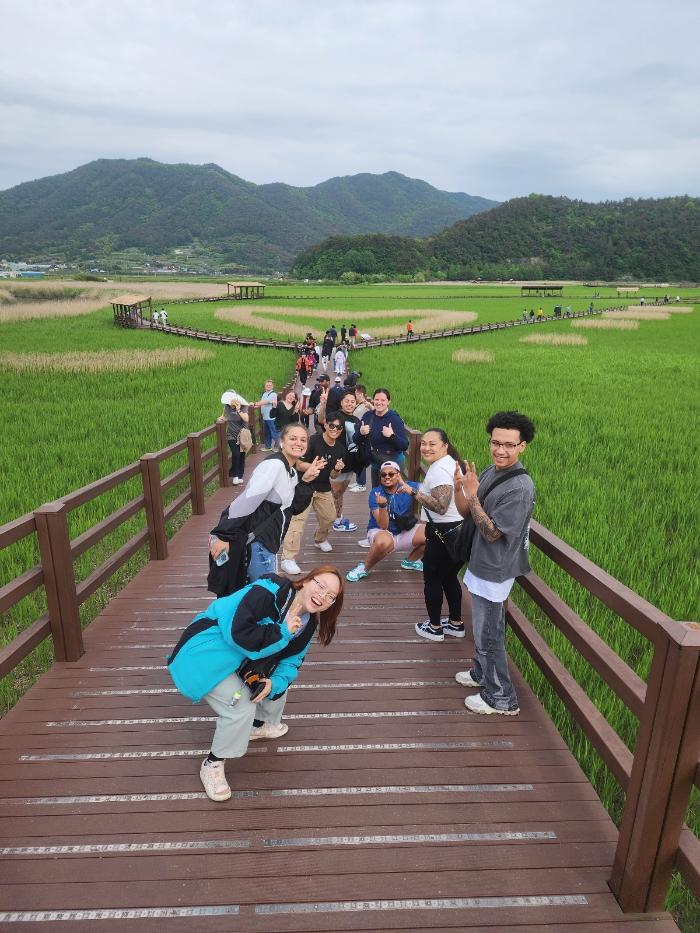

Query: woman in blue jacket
[[355, 387, 409, 488], [168, 567, 343, 802]]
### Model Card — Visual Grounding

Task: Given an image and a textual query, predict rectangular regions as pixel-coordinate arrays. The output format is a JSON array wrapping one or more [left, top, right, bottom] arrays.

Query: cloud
[[0, 0, 698, 200]]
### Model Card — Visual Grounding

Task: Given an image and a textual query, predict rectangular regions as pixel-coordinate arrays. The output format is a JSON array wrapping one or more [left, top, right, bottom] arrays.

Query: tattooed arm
[[466, 494, 503, 541], [415, 484, 453, 515], [453, 461, 503, 541]]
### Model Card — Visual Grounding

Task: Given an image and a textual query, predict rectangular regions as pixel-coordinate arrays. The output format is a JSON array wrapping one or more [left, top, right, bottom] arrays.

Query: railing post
[[248, 406, 261, 452], [610, 625, 700, 911], [187, 434, 206, 515], [140, 453, 168, 560], [34, 502, 84, 662], [406, 429, 422, 481], [215, 420, 229, 487]]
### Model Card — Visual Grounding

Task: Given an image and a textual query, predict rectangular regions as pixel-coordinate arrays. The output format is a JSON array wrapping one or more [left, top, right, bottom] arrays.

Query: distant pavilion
[[227, 281, 266, 299], [520, 285, 563, 298], [111, 294, 152, 325]]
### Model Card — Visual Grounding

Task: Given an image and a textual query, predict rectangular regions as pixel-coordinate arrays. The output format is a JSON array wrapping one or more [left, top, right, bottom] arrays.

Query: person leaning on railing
[[167, 567, 344, 802]]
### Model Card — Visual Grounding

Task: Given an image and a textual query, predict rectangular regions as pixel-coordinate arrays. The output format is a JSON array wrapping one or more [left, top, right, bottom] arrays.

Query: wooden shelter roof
[[110, 294, 151, 307], [227, 282, 265, 288]]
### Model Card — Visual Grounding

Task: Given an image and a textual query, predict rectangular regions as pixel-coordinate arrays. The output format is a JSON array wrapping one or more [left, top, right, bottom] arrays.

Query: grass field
[[1, 280, 698, 924]]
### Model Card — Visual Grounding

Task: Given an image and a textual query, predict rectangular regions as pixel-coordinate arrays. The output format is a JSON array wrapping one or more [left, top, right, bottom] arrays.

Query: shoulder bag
[[428, 468, 528, 566]]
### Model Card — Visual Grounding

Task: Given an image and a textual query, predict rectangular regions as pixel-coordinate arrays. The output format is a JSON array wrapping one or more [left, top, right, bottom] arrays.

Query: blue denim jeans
[[247, 539, 276, 581], [470, 593, 519, 711], [263, 419, 279, 448]]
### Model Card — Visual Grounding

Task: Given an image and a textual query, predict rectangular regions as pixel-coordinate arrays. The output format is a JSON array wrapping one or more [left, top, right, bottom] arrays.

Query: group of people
[[151, 307, 168, 325], [170, 351, 537, 804]]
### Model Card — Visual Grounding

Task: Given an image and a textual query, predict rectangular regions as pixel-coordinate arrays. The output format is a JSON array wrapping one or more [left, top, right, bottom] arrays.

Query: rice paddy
[[1, 279, 698, 924], [519, 333, 588, 346], [0, 348, 214, 372], [571, 318, 639, 330], [451, 348, 496, 363], [215, 304, 479, 338]]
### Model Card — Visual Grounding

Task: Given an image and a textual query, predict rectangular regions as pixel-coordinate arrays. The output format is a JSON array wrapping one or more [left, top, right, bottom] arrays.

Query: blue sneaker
[[333, 517, 358, 532], [346, 562, 369, 582], [400, 559, 423, 572]]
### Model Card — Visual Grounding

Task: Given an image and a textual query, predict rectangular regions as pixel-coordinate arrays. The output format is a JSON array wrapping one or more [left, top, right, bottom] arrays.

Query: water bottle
[[209, 535, 229, 566], [229, 689, 243, 707]]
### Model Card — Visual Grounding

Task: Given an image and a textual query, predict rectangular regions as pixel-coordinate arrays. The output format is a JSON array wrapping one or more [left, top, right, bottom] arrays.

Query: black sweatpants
[[423, 526, 463, 627]]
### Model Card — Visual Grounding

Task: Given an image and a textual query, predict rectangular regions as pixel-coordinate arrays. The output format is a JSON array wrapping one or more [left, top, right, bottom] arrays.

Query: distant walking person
[[406, 319, 414, 338], [453, 411, 536, 717]]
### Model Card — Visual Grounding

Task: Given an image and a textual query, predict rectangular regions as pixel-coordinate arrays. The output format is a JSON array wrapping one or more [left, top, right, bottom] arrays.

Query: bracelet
[[377, 503, 387, 508]]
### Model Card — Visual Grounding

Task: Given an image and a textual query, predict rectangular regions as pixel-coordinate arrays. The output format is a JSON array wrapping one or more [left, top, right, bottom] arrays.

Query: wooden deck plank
[[0, 467, 678, 930]]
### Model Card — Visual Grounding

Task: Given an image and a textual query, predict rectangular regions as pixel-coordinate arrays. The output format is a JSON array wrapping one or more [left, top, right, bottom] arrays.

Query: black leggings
[[423, 527, 463, 627]]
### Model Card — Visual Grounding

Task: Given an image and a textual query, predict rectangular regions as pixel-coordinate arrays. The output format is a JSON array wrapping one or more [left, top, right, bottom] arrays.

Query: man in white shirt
[[453, 411, 536, 716]]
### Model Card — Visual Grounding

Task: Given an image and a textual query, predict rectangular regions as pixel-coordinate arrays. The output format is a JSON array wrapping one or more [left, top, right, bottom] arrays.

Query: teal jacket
[[167, 575, 315, 703]]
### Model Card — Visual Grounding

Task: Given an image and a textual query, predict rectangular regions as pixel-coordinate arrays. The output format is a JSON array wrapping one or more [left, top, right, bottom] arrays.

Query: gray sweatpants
[[204, 672, 287, 759]]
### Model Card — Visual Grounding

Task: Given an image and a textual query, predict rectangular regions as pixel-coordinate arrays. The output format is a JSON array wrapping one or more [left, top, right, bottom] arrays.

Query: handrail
[[404, 425, 700, 914], [0, 419, 230, 677]]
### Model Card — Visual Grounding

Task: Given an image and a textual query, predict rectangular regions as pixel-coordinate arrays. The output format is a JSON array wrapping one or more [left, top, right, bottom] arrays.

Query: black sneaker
[[415, 620, 444, 642], [443, 621, 465, 638]]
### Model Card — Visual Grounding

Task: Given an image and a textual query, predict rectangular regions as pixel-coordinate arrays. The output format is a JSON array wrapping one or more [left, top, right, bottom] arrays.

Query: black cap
[[317, 374, 330, 382]]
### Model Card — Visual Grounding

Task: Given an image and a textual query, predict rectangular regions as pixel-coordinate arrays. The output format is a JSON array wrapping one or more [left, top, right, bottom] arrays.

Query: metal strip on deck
[[0, 460, 677, 931]]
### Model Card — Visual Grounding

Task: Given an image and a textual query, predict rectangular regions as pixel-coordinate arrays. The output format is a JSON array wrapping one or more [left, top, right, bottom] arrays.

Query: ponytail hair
[[424, 427, 461, 464]]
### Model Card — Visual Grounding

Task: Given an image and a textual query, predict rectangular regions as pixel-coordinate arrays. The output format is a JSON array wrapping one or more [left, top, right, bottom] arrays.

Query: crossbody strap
[[478, 467, 528, 504]]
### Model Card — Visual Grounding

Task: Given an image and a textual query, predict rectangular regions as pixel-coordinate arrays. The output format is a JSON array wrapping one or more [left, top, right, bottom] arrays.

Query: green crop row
[[353, 308, 699, 926]]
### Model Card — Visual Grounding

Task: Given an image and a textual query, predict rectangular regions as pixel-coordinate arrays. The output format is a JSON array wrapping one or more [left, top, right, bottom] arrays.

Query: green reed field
[[1, 281, 698, 923]]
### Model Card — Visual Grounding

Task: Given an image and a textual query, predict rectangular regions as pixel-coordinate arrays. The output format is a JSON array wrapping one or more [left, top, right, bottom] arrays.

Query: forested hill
[[0, 159, 497, 270], [291, 195, 700, 281]]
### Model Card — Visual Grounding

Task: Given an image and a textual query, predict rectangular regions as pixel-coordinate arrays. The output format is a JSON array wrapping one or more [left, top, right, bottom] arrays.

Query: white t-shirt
[[420, 455, 462, 523], [464, 569, 515, 603]]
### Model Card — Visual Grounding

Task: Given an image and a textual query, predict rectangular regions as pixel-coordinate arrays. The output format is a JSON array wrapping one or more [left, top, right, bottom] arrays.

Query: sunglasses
[[326, 423, 343, 431], [380, 471, 398, 478]]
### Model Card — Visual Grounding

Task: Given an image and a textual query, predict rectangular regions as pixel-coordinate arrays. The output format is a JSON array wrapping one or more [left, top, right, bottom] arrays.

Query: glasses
[[380, 471, 398, 478], [311, 577, 337, 604], [489, 439, 522, 451], [326, 423, 343, 431]]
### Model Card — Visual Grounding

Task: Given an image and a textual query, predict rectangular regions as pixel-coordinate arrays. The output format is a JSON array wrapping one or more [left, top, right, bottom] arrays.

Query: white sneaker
[[280, 559, 301, 574], [314, 540, 333, 553], [348, 483, 367, 492], [464, 694, 520, 716], [199, 758, 231, 802], [455, 670, 481, 688], [232, 477, 243, 486], [357, 538, 371, 548], [250, 722, 289, 740]]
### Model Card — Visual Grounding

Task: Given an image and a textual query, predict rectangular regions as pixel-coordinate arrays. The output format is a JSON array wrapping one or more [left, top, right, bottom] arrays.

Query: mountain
[[291, 194, 700, 281], [0, 159, 498, 271]]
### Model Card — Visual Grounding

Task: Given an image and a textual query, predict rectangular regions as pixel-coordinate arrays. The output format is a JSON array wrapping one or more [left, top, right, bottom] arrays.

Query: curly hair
[[486, 411, 535, 444]]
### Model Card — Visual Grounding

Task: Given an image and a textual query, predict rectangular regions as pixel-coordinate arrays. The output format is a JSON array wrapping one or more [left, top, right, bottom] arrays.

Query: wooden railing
[[0, 416, 252, 677], [116, 304, 624, 350], [405, 428, 700, 915], [2, 419, 698, 916]]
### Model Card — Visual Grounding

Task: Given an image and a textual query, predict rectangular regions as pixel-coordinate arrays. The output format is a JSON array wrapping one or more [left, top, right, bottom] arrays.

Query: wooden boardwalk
[[0, 456, 678, 931]]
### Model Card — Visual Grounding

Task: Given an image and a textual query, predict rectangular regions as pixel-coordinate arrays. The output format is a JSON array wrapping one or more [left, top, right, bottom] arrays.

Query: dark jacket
[[207, 452, 313, 596]]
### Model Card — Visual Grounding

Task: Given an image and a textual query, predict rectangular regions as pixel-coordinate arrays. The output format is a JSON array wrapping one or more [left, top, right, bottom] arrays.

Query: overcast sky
[[1, 0, 698, 201]]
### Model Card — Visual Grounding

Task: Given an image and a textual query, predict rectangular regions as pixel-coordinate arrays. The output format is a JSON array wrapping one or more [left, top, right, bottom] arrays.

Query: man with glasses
[[279, 417, 350, 574], [453, 411, 536, 716], [346, 461, 426, 582]]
